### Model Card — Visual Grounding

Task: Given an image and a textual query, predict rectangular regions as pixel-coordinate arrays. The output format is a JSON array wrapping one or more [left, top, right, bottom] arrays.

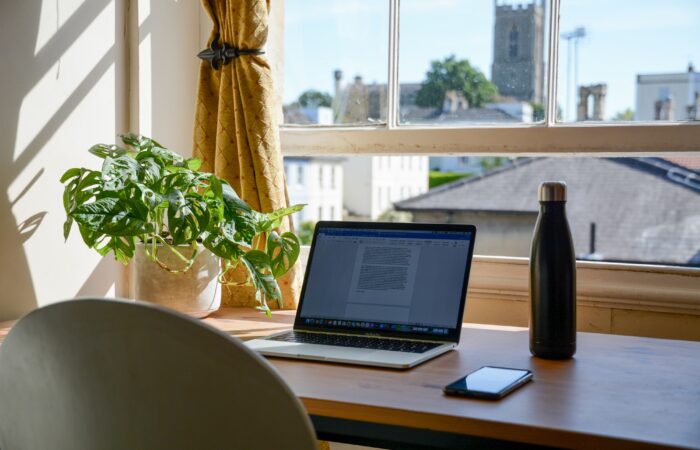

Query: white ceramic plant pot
[[129, 243, 220, 318]]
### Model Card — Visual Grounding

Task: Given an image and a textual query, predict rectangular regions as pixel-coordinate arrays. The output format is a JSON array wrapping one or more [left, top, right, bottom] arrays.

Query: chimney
[[333, 69, 342, 97], [577, 86, 589, 121], [656, 97, 674, 121], [592, 84, 607, 121]]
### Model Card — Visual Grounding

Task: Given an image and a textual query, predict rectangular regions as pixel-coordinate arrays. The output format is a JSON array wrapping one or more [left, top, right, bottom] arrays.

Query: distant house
[[636, 63, 700, 121], [395, 157, 700, 266], [284, 157, 344, 224], [343, 156, 428, 220]]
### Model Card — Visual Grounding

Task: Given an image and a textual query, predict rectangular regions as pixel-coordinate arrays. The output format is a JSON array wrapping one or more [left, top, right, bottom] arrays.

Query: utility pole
[[561, 27, 586, 121]]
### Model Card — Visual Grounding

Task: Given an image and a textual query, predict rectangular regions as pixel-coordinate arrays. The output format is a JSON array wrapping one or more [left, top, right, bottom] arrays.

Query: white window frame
[[277, 0, 700, 315]]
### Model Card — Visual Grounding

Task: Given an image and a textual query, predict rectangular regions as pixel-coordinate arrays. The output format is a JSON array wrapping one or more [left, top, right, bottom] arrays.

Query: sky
[[283, 0, 700, 121]]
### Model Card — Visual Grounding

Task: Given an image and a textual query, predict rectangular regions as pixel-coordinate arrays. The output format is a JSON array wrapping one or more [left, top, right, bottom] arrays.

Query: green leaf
[[95, 235, 136, 265], [138, 157, 162, 184], [78, 224, 101, 248], [219, 183, 260, 245], [167, 190, 209, 245], [203, 232, 245, 260], [89, 144, 130, 159], [101, 155, 141, 191], [134, 183, 163, 210], [241, 250, 282, 301], [62, 169, 102, 240], [72, 197, 150, 236], [186, 158, 202, 171], [151, 146, 185, 166], [121, 133, 164, 152], [257, 204, 305, 232], [60, 168, 82, 183], [267, 231, 300, 278], [222, 183, 252, 213]]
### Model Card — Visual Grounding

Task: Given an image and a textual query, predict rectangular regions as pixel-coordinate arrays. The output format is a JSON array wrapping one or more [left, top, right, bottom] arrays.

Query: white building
[[343, 156, 429, 220], [636, 64, 700, 121], [284, 157, 344, 225]]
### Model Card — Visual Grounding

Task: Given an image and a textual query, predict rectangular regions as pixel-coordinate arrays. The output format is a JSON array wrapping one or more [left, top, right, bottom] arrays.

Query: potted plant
[[61, 134, 302, 317]]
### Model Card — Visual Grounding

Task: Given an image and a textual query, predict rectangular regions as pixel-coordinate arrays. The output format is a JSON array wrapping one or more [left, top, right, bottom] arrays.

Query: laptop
[[246, 221, 477, 369]]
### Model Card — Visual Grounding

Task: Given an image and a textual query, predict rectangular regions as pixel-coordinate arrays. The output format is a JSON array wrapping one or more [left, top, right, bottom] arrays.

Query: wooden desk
[[3, 307, 700, 450]]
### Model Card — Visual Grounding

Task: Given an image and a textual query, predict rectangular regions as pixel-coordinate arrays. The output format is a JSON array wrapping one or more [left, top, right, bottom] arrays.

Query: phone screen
[[444, 366, 532, 399]]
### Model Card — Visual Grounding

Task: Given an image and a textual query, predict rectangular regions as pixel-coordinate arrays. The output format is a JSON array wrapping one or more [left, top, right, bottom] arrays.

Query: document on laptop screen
[[299, 228, 472, 329]]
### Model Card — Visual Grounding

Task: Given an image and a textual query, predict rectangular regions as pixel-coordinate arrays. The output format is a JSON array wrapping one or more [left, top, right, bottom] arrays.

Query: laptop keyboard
[[269, 331, 442, 354]]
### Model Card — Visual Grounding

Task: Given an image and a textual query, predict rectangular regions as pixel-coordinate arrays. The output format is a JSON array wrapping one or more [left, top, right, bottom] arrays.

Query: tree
[[530, 102, 545, 121], [297, 221, 316, 245], [613, 108, 634, 121], [415, 55, 498, 109], [298, 90, 332, 108]]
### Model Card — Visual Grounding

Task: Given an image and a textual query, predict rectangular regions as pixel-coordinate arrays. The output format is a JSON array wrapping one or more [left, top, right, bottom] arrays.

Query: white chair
[[0, 298, 317, 450]]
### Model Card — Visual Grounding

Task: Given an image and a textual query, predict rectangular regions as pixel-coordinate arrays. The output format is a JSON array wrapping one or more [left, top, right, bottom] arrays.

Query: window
[[509, 25, 519, 60], [279, 0, 700, 306], [297, 165, 303, 184]]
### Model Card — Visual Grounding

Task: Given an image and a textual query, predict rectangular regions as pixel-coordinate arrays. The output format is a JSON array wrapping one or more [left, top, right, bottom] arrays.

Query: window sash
[[279, 0, 700, 154], [277, 0, 700, 283]]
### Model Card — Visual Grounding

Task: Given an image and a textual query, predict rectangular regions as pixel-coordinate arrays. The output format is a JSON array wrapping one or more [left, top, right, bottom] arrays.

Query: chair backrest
[[0, 299, 317, 450]]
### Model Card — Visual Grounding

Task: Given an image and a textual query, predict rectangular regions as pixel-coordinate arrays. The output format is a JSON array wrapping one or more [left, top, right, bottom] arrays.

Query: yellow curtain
[[193, 0, 300, 309]]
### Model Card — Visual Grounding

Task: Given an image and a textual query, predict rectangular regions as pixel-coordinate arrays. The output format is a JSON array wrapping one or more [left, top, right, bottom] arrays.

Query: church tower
[[492, 1, 545, 104]]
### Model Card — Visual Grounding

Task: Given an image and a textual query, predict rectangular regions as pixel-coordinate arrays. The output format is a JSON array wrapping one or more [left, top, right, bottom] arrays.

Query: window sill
[[299, 247, 700, 316], [470, 255, 700, 316]]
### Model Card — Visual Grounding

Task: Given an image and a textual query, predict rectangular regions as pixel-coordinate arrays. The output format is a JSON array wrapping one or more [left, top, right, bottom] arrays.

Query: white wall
[[372, 156, 428, 219], [343, 156, 428, 220], [0, 0, 126, 320], [135, 0, 200, 155], [285, 158, 343, 223], [342, 157, 374, 217], [0, 0, 202, 320]]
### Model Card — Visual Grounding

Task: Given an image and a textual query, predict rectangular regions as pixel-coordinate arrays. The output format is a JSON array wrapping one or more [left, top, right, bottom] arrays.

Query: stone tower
[[492, 1, 545, 104]]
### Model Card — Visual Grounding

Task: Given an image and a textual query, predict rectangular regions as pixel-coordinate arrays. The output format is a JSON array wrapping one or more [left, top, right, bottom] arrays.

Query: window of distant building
[[509, 25, 519, 60]]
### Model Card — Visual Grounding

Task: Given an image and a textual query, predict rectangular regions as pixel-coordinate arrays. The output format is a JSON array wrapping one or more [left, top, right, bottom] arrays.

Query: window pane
[[558, 0, 700, 122], [398, 0, 549, 125], [285, 154, 700, 267], [283, 0, 389, 125]]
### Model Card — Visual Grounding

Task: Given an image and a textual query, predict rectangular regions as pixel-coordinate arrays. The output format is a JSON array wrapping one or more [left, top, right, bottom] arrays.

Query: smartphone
[[444, 366, 532, 400]]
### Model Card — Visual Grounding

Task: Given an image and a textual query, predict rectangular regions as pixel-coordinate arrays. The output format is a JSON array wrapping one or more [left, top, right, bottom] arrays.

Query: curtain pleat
[[193, 0, 300, 309]]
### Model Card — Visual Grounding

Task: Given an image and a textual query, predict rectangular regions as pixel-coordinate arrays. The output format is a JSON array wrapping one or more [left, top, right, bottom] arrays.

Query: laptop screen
[[295, 222, 476, 342]]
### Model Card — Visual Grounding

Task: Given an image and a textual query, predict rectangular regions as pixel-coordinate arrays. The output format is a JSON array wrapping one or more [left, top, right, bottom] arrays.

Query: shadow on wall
[[0, 0, 115, 320]]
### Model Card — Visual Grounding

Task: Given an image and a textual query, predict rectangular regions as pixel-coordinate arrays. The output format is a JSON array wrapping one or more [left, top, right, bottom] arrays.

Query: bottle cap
[[539, 181, 567, 202]]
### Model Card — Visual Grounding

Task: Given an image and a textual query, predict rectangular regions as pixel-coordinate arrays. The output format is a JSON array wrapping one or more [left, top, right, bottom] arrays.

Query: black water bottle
[[530, 181, 576, 359]]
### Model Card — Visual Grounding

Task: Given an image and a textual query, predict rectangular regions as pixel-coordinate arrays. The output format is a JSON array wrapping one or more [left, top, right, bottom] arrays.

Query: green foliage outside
[[61, 134, 303, 315], [480, 157, 506, 172], [613, 108, 634, 121], [530, 102, 545, 122], [416, 55, 498, 109], [377, 209, 413, 223], [298, 90, 333, 108], [297, 220, 316, 245], [429, 171, 472, 189]]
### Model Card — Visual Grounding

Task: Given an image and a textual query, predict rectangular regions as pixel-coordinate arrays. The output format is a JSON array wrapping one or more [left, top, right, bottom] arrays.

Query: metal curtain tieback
[[197, 36, 265, 70]]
